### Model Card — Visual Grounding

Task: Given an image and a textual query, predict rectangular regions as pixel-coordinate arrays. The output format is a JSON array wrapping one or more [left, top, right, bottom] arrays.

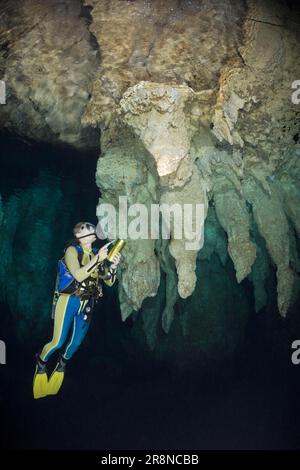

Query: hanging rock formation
[[82, 0, 300, 322]]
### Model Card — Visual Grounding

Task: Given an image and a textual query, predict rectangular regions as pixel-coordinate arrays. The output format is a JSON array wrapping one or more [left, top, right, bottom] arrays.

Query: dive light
[[106, 239, 126, 262], [98, 239, 126, 279]]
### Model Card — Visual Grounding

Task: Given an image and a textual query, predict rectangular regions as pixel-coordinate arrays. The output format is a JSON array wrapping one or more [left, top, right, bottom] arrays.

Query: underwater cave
[[0, 0, 300, 455]]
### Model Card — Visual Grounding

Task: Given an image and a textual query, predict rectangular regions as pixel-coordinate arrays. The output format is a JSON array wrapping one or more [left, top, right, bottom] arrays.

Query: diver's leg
[[33, 295, 77, 399], [39, 295, 76, 362], [47, 298, 89, 396], [62, 300, 92, 360]]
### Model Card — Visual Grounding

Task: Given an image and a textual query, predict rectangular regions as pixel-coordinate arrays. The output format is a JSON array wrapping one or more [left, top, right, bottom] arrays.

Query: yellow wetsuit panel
[[64, 246, 117, 286], [40, 295, 70, 361], [64, 246, 99, 282]]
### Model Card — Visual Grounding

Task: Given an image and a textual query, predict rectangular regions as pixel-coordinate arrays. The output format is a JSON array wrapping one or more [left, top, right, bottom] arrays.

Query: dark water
[[1, 313, 300, 450], [0, 133, 300, 450]]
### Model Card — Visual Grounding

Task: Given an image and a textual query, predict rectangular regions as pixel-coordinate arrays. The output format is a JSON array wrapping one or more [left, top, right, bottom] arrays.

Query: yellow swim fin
[[47, 370, 64, 395], [33, 356, 48, 399], [47, 356, 67, 396]]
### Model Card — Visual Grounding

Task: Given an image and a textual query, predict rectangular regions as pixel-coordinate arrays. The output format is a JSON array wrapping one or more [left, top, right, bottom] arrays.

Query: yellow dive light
[[106, 239, 126, 262]]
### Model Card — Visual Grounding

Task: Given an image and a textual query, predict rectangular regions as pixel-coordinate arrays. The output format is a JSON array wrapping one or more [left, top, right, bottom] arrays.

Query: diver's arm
[[65, 246, 101, 283]]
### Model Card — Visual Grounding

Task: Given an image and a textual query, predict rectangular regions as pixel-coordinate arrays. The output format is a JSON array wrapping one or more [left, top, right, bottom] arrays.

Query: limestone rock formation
[[0, 0, 99, 148], [84, 0, 300, 323]]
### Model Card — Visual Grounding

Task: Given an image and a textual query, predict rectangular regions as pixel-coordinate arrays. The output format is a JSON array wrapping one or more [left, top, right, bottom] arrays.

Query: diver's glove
[[98, 263, 117, 280]]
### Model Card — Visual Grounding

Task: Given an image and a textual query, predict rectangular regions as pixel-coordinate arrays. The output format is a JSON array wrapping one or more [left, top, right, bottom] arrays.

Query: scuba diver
[[33, 221, 122, 399]]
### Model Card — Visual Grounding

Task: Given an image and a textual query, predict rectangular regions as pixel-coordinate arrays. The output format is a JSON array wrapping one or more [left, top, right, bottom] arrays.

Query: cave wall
[[0, 0, 100, 148]]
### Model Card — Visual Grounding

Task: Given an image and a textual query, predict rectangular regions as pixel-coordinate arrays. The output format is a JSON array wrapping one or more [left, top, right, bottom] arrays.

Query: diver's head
[[73, 221, 97, 246]]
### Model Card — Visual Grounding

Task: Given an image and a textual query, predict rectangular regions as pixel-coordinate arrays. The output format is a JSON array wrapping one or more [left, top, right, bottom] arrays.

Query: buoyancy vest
[[51, 245, 99, 318], [58, 244, 98, 294]]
